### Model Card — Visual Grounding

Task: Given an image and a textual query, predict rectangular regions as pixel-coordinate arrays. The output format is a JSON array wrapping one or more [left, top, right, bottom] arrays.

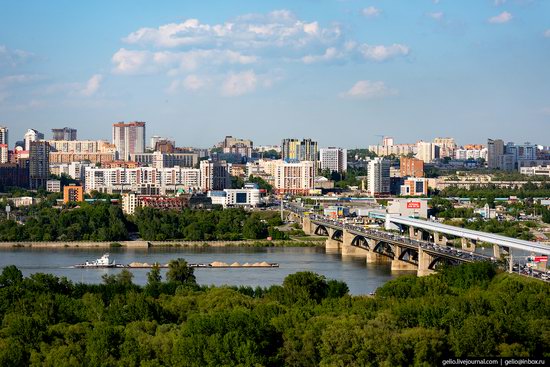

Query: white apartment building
[[47, 140, 114, 154], [367, 157, 390, 196], [0, 126, 8, 146], [46, 179, 61, 193], [454, 148, 488, 161], [319, 147, 347, 173], [84, 166, 201, 194], [24, 129, 44, 151], [112, 122, 146, 161], [0, 144, 8, 163], [274, 160, 315, 195], [416, 142, 439, 163], [200, 160, 231, 191]]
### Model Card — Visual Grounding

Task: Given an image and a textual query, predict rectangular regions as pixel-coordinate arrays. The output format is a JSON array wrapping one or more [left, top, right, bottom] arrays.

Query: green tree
[[166, 258, 196, 285]]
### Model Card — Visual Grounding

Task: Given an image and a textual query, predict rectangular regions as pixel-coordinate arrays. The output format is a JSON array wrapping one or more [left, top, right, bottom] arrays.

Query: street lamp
[[5, 204, 11, 221]]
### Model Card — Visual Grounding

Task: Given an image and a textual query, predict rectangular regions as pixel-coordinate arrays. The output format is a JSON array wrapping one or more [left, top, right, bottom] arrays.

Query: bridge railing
[[310, 215, 493, 263]]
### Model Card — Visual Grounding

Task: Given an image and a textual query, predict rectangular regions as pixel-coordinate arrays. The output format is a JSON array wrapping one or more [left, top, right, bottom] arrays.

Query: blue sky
[[0, 0, 549, 148]]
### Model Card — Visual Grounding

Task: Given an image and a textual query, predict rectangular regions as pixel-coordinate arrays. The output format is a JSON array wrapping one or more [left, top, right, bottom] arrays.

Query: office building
[[63, 184, 84, 203], [274, 160, 315, 195], [0, 163, 29, 189], [366, 157, 390, 197], [0, 126, 8, 146], [319, 147, 347, 173], [112, 121, 146, 160], [281, 139, 318, 166], [200, 160, 231, 191], [24, 129, 44, 151], [208, 184, 261, 208], [520, 165, 550, 177], [52, 127, 77, 141], [399, 157, 424, 178], [29, 141, 50, 189], [400, 177, 428, 196]]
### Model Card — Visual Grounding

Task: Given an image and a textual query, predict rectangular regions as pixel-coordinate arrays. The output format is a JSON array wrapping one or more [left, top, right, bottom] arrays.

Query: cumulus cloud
[[362, 7, 381, 17], [359, 44, 409, 62], [122, 10, 341, 51], [221, 70, 258, 96], [488, 11, 512, 24], [342, 80, 397, 99], [80, 74, 103, 96], [427, 12, 444, 21]]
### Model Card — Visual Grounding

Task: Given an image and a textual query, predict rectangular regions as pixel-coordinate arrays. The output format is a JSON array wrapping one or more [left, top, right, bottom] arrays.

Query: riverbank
[[0, 239, 325, 249]]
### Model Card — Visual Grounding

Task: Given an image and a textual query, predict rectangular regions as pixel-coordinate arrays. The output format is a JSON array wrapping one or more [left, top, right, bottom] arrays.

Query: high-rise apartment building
[[112, 121, 146, 161], [52, 127, 77, 141], [63, 184, 84, 203], [319, 147, 347, 173], [200, 160, 231, 191], [282, 138, 318, 167], [0, 126, 8, 146], [416, 142, 439, 163], [487, 139, 505, 169], [400, 157, 424, 178], [367, 157, 390, 197], [29, 141, 50, 189], [274, 160, 315, 195], [24, 129, 44, 151], [0, 144, 8, 164], [433, 137, 457, 159]]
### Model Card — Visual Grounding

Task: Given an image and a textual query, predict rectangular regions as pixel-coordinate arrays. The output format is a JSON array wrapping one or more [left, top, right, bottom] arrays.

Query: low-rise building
[[400, 178, 428, 196], [207, 184, 261, 208], [46, 179, 61, 193], [520, 165, 550, 177]]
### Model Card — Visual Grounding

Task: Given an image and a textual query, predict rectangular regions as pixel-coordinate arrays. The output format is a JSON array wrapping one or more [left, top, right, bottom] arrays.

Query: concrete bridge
[[301, 215, 493, 276]]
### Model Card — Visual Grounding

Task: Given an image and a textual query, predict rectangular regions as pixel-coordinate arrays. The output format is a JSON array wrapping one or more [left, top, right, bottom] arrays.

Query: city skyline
[[1, 0, 549, 147]]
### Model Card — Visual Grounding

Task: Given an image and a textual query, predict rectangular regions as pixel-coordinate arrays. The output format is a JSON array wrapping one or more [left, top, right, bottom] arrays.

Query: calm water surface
[[0, 247, 405, 295]]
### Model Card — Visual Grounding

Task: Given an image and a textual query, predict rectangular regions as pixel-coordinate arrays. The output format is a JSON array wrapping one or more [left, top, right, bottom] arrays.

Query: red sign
[[407, 202, 421, 209], [534, 256, 548, 263]]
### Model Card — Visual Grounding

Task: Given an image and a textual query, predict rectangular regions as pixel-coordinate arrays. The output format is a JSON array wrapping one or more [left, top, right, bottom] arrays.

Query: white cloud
[[544, 29, 550, 38], [488, 11, 512, 24], [427, 12, 444, 21], [359, 44, 409, 61], [362, 7, 381, 17], [494, 0, 506, 5], [122, 10, 341, 50], [182, 75, 207, 91], [112, 48, 256, 75], [302, 47, 343, 64], [342, 80, 397, 99], [80, 74, 103, 96], [221, 70, 257, 96]]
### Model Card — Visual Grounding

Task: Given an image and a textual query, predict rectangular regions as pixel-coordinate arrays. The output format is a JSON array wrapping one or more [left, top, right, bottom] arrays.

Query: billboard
[[406, 202, 421, 209]]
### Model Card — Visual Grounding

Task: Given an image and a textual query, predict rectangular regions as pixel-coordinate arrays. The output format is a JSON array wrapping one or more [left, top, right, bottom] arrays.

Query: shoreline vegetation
[[0, 261, 547, 365], [0, 239, 325, 249]]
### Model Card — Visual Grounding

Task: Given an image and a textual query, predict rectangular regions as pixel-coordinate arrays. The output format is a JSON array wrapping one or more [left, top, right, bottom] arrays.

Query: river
[[0, 247, 405, 295]]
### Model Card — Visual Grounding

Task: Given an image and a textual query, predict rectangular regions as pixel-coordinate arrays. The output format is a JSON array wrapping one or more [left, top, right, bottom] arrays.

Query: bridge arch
[[331, 229, 343, 241], [372, 241, 395, 259], [314, 225, 329, 236]]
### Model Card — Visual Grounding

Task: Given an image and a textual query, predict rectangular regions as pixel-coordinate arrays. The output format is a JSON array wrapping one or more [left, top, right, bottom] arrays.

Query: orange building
[[400, 157, 424, 178], [63, 184, 84, 203]]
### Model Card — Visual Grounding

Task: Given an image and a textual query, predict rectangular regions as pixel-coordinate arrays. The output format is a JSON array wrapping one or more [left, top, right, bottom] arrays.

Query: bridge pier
[[325, 238, 341, 250], [391, 246, 417, 271], [461, 238, 476, 252], [493, 245, 509, 259], [302, 216, 314, 236], [433, 232, 448, 246], [341, 230, 368, 257], [417, 248, 436, 277]]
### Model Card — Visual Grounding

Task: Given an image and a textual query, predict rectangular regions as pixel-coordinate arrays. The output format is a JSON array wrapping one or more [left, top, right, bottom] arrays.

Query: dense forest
[[0, 262, 547, 366], [439, 182, 550, 199]]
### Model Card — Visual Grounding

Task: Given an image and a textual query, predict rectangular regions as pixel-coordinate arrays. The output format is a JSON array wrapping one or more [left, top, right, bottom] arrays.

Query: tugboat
[[74, 253, 122, 268]]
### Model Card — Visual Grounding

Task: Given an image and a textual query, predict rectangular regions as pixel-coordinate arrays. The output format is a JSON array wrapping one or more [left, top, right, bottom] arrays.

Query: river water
[[0, 247, 403, 295]]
